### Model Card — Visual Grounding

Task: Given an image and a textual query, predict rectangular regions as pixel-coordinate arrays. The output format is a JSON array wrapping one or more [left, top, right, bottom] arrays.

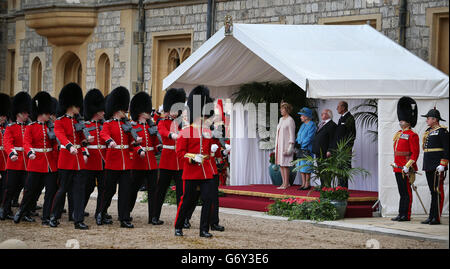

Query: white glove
[[109, 141, 117, 148], [11, 154, 18, 161], [158, 105, 164, 113], [170, 133, 178, 140], [211, 144, 219, 153], [194, 154, 203, 164], [437, 165, 445, 173], [402, 166, 409, 174], [88, 136, 94, 143], [70, 147, 78, 155], [29, 153, 36, 160], [140, 151, 145, 158], [83, 155, 88, 164], [225, 144, 231, 151]]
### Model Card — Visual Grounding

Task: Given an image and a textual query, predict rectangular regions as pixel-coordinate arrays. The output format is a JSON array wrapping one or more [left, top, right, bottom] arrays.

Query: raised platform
[[218, 184, 379, 218]]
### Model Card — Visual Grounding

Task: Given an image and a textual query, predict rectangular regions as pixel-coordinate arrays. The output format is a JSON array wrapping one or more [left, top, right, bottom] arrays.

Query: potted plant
[[268, 152, 296, 186], [292, 137, 369, 219]]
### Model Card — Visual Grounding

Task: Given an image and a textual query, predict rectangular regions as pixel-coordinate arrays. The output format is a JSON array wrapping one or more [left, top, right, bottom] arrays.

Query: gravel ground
[[0, 195, 447, 249]]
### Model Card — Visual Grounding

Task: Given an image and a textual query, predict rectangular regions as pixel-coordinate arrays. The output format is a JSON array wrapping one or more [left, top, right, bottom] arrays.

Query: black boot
[[0, 208, 5, 220], [151, 217, 164, 225], [120, 221, 134, 228], [13, 209, 23, 224], [42, 219, 50, 226], [211, 223, 225, 231], [429, 218, 441, 225], [74, 222, 89, 230], [175, 229, 183, 236], [421, 217, 432, 224], [22, 215, 36, 222], [183, 219, 191, 229], [397, 216, 410, 222], [199, 230, 213, 238], [391, 215, 401, 221], [96, 213, 103, 225], [104, 213, 112, 220], [49, 216, 59, 228]]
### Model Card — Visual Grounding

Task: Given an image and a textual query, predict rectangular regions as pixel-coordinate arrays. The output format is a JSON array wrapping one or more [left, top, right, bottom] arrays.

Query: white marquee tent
[[162, 23, 449, 217]]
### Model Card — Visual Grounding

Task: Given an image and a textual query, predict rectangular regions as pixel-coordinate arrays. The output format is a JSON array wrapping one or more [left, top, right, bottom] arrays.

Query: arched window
[[56, 51, 83, 95], [30, 57, 42, 97], [168, 49, 181, 73], [181, 48, 191, 63], [96, 53, 111, 95]]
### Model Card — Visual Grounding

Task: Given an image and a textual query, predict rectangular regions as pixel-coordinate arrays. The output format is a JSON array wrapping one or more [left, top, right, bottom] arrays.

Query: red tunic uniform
[[54, 115, 87, 171], [3, 122, 28, 171], [158, 117, 182, 171], [84, 120, 106, 171], [176, 124, 213, 180], [206, 138, 222, 176], [131, 121, 159, 170], [393, 128, 420, 173], [100, 119, 135, 171], [24, 122, 58, 173], [0, 124, 7, 172]]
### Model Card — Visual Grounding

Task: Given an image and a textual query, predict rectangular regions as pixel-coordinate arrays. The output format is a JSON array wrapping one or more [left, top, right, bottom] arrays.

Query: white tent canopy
[[162, 23, 449, 217], [164, 24, 448, 99]]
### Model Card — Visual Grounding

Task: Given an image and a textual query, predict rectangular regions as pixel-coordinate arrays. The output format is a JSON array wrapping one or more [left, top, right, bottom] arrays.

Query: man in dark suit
[[331, 101, 356, 188], [313, 109, 336, 159]]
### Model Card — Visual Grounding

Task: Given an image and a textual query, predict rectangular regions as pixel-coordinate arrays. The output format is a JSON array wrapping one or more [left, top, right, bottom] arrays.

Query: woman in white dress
[[274, 102, 296, 189]]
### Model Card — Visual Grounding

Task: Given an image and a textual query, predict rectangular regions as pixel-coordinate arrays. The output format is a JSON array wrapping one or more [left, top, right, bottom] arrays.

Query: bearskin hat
[[58, 83, 83, 115], [84, 89, 105, 120], [397, 96, 418, 128], [103, 94, 111, 120], [50, 97, 58, 116], [187, 85, 214, 123], [0, 93, 11, 118], [130, 91, 152, 121], [105, 86, 130, 116], [163, 88, 186, 113], [32, 91, 53, 120], [11, 91, 32, 119]]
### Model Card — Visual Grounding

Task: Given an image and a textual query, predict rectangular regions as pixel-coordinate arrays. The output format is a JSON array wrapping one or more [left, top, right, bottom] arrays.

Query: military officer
[[174, 85, 216, 238], [391, 97, 420, 222], [0, 92, 32, 221], [13, 91, 58, 225], [421, 107, 448, 225]]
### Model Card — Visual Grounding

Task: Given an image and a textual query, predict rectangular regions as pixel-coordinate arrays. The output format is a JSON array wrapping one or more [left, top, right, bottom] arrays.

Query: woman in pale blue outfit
[[296, 107, 317, 190]]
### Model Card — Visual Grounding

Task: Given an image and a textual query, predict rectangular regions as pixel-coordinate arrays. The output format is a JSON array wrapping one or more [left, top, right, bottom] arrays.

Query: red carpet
[[218, 184, 378, 218]]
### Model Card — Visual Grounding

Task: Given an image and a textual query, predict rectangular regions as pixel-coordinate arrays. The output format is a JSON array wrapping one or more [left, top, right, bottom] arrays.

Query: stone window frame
[[150, 29, 193, 107], [318, 14, 382, 31], [426, 7, 449, 74], [5, 46, 16, 96], [95, 49, 114, 96], [29, 53, 45, 97]]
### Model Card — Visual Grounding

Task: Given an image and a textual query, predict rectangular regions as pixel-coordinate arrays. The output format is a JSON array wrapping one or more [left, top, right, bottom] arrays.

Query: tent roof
[[163, 23, 449, 99]]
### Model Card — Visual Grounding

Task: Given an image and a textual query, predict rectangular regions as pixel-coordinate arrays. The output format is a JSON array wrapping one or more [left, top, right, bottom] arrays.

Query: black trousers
[[425, 171, 445, 221], [50, 169, 86, 223], [394, 172, 413, 219], [154, 169, 183, 220], [19, 171, 57, 220], [338, 161, 351, 188], [84, 170, 106, 216], [101, 170, 132, 222], [0, 170, 6, 206], [184, 175, 220, 225], [130, 170, 157, 222], [0, 170, 27, 215], [174, 178, 216, 232]]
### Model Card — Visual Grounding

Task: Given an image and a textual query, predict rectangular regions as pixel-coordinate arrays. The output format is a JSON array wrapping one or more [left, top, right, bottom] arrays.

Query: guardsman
[[13, 91, 58, 225], [421, 107, 449, 225], [0, 93, 11, 206], [99, 86, 140, 228], [0, 92, 32, 221], [391, 97, 420, 222], [153, 88, 186, 226], [82, 89, 112, 225], [174, 85, 215, 238], [129, 91, 160, 224], [49, 83, 90, 230]]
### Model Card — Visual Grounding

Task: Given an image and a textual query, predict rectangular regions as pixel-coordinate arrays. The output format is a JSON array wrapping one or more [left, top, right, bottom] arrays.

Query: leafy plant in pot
[[292, 136, 370, 219]]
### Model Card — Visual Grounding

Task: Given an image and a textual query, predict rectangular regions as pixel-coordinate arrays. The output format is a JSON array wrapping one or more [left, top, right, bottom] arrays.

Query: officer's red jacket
[[24, 121, 58, 173], [1, 124, 7, 171], [158, 117, 182, 171], [176, 124, 213, 180], [132, 121, 159, 170], [3, 122, 28, 171], [393, 128, 419, 173], [100, 119, 135, 171], [206, 138, 223, 176], [84, 120, 106, 171], [54, 115, 87, 171]]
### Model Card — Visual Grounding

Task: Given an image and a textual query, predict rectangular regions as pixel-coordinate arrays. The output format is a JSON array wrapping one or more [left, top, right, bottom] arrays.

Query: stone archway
[[96, 53, 111, 95], [56, 51, 83, 95]]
